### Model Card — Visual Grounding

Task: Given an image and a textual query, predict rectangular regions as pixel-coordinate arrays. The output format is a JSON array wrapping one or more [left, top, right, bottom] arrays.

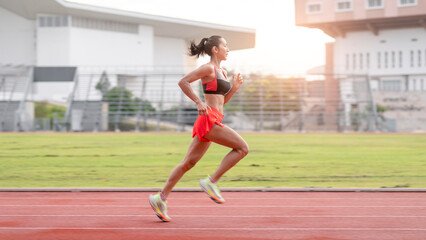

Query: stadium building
[[295, 0, 426, 132], [0, 0, 255, 131]]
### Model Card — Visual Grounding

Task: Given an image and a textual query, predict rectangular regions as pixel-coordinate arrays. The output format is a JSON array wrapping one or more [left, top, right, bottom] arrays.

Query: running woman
[[149, 35, 249, 222]]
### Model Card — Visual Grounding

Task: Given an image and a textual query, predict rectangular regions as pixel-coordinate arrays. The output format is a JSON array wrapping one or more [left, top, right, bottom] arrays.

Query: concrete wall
[[183, 49, 198, 74], [154, 36, 186, 70], [69, 25, 153, 67], [374, 92, 426, 132], [70, 101, 107, 131], [0, 7, 35, 66], [37, 21, 71, 66]]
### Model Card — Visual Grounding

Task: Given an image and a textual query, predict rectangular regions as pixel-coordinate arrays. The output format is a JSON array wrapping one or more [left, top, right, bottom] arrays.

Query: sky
[[68, 0, 334, 75]]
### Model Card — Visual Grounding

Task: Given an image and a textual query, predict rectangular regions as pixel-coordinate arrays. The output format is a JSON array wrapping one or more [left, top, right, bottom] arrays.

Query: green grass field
[[0, 133, 425, 188]]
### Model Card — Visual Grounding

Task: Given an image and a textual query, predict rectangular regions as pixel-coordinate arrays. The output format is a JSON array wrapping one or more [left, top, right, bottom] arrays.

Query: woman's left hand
[[232, 73, 243, 91]]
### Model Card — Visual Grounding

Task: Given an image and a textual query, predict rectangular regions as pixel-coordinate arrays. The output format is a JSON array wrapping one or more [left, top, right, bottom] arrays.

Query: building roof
[[300, 15, 426, 38], [294, 0, 426, 37], [0, 0, 255, 50]]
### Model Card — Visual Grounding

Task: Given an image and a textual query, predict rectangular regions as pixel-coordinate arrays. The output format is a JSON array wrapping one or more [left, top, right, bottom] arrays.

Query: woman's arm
[[224, 73, 243, 104], [178, 64, 213, 115], [224, 87, 237, 104]]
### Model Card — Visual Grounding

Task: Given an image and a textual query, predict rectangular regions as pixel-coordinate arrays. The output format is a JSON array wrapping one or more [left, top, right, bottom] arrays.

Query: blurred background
[[0, 0, 425, 133]]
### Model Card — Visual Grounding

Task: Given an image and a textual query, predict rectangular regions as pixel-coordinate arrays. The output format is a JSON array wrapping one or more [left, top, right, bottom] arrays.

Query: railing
[[0, 66, 33, 131], [60, 72, 386, 132], [1, 66, 424, 132]]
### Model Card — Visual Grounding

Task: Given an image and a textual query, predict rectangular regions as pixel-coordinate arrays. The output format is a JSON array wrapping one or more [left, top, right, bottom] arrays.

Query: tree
[[102, 87, 155, 116], [225, 74, 304, 116], [95, 71, 110, 95], [34, 102, 66, 120]]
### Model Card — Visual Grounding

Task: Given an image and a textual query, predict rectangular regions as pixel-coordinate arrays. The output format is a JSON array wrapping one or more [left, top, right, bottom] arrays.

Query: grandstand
[[0, 65, 33, 131]]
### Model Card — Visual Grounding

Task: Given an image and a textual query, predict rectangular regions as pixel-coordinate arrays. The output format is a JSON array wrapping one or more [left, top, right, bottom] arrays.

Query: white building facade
[[296, 0, 426, 132], [0, 0, 255, 131]]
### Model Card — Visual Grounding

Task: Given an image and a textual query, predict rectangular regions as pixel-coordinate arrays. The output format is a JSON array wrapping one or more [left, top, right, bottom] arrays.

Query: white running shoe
[[149, 192, 171, 222], [200, 176, 225, 204]]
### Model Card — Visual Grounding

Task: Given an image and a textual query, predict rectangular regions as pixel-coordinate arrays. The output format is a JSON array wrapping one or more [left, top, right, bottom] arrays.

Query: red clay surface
[[0, 191, 425, 240]]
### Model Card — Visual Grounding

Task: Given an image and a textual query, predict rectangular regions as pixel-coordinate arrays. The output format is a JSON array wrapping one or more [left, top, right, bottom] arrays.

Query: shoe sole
[[200, 179, 225, 204], [149, 195, 171, 222]]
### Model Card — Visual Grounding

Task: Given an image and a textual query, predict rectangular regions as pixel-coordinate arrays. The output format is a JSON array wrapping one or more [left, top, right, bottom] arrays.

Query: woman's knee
[[237, 142, 249, 156], [179, 159, 198, 172]]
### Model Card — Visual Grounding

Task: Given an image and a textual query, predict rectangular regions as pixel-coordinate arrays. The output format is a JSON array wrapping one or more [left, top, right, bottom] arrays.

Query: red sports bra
[[202, 63, 232, 96]]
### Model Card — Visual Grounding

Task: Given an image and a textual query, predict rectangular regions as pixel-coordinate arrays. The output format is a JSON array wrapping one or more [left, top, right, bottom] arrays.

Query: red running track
[[0, 191, 425, 240]]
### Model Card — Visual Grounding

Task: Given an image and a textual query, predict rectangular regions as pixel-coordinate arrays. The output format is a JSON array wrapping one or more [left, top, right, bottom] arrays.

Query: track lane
[[0, 191, 425, 240]]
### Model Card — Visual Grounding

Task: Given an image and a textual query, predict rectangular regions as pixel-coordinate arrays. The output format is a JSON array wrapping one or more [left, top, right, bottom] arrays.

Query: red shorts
[[192, 107, 224, 142]]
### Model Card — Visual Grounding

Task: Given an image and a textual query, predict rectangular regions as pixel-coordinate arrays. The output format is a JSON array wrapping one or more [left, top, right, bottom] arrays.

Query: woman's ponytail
[[189, 38, 209, 58], [188, 36, 222, 58]]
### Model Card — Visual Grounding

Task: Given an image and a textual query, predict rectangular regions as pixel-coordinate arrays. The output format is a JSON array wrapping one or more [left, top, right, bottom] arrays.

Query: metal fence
[[55, 71, 386, 132], [1, 66, 424, 132]]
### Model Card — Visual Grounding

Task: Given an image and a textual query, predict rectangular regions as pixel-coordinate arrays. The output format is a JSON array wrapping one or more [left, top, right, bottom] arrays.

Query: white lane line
[[0, 198, 424, 200], [0, 205, 425, 208], [0, 215, 425, 218], [0, 227, 425, 231]]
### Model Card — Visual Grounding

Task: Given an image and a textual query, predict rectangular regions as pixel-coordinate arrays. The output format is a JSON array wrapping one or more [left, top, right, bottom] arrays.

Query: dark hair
[[189, 35, 223, 58]]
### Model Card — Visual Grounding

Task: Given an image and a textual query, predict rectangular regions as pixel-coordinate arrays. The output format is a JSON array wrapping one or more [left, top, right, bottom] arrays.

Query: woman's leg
[[203, 124, 249, 182], [161, 137, 211, 198]]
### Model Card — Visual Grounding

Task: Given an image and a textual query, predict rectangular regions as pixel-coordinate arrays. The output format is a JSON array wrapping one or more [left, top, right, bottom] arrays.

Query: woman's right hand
[[196, 101, 211, 115]]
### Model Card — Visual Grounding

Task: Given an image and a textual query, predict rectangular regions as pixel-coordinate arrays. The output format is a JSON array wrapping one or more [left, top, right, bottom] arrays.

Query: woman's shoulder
[[198, 63, 215, 74]]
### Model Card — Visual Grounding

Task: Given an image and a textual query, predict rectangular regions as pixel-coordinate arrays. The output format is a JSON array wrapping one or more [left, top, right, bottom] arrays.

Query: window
[[377, 52, 381, 69], [366, 0, 384, 9], [38, 15, 69, 27], [399, 51, 403, 68], [391, 51, 395, 68], [421, 79, 425, 91], [398, 0, 417, 7], [410, 50, 414, 67], [353, 53, 356, 69], [366, 53, 370, 69], [306, 3, 322, 14], [346, 54, 349, 70], [360, 53, 363, 69], [336, 0, 352, 12], [409, 78, 418, 91], [418, 50, 422, 67], [72, 16, 138, 34], [382, 80, 401, 91], [384, 52, 388, 68]]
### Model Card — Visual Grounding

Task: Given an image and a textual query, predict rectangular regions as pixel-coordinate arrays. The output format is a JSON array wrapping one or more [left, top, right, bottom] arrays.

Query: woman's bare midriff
[[204, 94, 225, 114]]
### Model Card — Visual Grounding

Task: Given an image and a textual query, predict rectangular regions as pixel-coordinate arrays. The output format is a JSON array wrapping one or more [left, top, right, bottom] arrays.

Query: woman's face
[[215, 38, 230, 60]]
